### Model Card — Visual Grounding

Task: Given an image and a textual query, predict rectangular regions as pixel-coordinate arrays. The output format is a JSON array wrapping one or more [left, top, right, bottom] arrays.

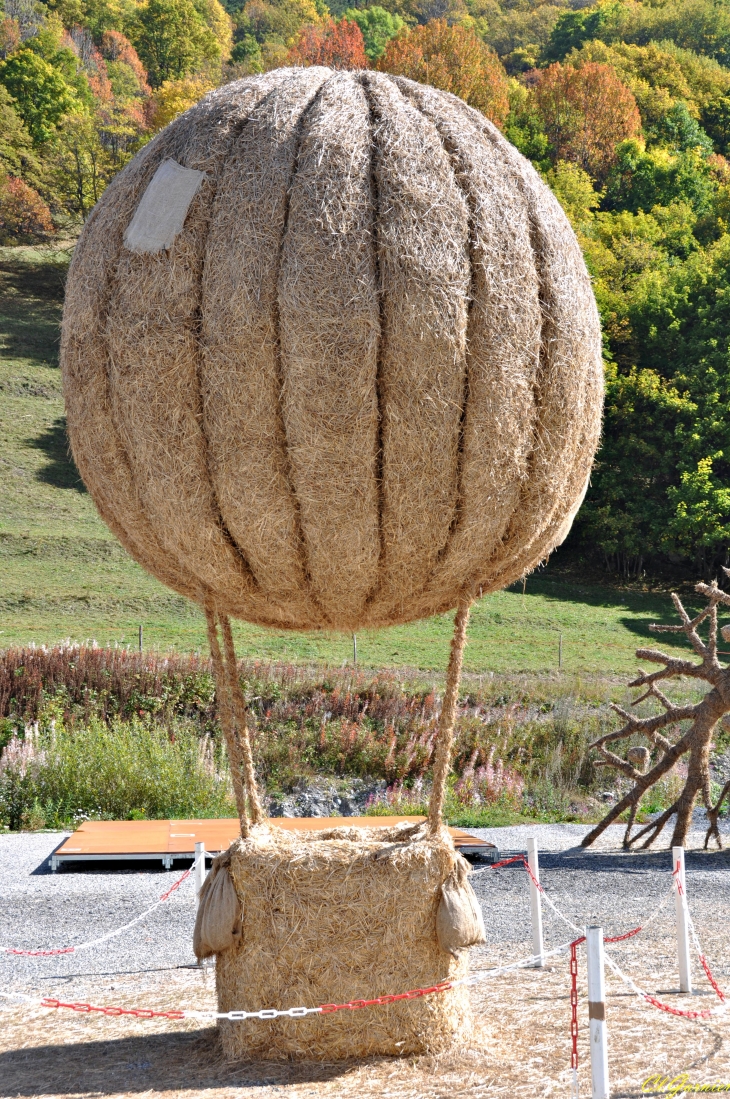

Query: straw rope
[[427, 595, 472, 833], [220, 613, 264, 825], [203, 593, 249, 838]]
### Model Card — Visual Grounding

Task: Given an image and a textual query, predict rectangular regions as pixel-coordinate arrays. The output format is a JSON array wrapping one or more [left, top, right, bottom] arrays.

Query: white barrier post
[[527, 836, 544, 967], [586, 926, 609, 1099], [673, 845, 692, 993], [195, 841, 206, 898]]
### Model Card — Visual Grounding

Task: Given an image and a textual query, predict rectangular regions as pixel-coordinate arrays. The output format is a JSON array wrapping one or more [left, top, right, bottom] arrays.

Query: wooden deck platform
[[50, 817, 498, 870]]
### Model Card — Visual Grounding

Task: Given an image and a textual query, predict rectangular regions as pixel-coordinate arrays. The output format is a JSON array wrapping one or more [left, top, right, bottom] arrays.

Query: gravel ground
[[2, 819, 729, 997], [0, 833, 201, 991], [2, 823, 730, 1099]]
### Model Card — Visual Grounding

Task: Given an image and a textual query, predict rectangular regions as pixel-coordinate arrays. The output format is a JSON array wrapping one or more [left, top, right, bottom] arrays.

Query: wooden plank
[[56, 820, 170, 855], [55, 817, 495, 859]]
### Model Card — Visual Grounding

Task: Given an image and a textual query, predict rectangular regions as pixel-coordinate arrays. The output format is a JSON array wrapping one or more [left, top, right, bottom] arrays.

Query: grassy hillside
[[0, 246, 710, 674]]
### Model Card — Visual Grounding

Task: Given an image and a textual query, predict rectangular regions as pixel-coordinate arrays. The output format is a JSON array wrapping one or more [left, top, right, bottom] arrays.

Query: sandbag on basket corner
[[193, 853, 242, 960], [436, 854, 486, 956]]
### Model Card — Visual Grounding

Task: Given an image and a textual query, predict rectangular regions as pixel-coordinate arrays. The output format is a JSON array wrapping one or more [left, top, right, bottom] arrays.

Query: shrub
[[0, 173, 54, 243], [0, 713, 233, 830]]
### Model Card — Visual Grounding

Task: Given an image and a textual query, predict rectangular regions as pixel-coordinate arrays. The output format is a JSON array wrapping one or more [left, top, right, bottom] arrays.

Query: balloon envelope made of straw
[[61, 67, 603, 632]]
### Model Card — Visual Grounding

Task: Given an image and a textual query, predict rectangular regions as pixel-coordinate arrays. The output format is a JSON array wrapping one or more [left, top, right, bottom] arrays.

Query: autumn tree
[[378, 20, 510, 127], [287, 17, 368, 69], [146, 74, 214, 131], [0, 169, 54, 242], [533, 61, 641, 181]]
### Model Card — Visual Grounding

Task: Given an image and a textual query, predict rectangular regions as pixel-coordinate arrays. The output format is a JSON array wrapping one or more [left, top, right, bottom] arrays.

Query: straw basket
[[215, 823, 471, 1059], [60, 66, 604, 1060]]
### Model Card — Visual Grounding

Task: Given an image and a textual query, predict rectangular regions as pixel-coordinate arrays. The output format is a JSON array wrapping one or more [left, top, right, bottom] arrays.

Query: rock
[[265, 777, 389, 819]]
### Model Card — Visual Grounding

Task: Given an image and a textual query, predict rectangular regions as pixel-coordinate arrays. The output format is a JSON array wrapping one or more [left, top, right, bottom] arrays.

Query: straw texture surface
[[216, 823, 470, 1059], [62, 68, 603, 630]]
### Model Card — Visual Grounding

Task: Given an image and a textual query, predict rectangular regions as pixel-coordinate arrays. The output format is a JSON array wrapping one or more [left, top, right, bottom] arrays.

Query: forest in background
[[3, 0, 730, 583]]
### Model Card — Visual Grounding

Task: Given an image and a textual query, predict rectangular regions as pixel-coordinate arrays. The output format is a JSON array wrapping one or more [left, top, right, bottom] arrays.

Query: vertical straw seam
[[220, 613, 264, 825], [203, 591, 250, 838], [359, 71, 387, 611], [427, 594, 472, 832]]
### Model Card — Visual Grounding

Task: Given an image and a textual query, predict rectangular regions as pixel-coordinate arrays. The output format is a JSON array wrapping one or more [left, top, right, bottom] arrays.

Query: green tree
[[233, 0, 322, 48], [229, 32, 262, 66], [0, 47, 78, 142], [129, 0, 221, 86], [606, 138, 714, 215], [545, 160, 602, 229], [575, 363, 697, 576], [543, 4, 611, 64], [614, 0, 730, 69], [667, 456, 730, 570], [647, 100, 713, 155], [701, 95, 730, 155], [503, 79, 551, 172], [341, 6, 403, 62], [0, 85, 45, 191], [49, 111, 113, 218], [480, 3, 562, 75]]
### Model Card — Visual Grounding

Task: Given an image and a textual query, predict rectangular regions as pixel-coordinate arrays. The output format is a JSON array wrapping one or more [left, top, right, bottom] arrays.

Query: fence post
[[195, 841, 206, 898], [586, 926, 609, 1099], [673, 846, 692, 994], [527, 836, 544, 967]]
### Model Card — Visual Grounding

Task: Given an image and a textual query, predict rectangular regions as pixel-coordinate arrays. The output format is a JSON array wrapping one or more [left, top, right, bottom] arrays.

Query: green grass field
[[0, 246, 711, 675]]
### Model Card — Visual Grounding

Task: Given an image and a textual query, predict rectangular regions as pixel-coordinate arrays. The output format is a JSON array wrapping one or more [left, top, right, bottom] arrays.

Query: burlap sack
[[193, 855, 242, 960], [436, 854, 486, 956], [123, 158, 206, 254]]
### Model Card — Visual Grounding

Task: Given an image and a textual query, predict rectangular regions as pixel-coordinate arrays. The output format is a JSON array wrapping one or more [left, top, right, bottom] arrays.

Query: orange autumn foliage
[[533, 61, 641, 181], [100, 31, 151, 96], [378, 20, 509, 128], [287, 18, 368, 70], [0, 174, 54, 243]]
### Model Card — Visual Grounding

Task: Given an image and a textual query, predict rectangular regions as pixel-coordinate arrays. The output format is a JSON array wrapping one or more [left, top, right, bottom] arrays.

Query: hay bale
[[61, 68, 603, 632], [216, 824, 471, 1060]]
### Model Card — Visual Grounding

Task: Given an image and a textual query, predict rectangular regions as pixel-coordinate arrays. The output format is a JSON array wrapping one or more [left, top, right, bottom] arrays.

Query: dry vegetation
[[0, 643, 636, 830]]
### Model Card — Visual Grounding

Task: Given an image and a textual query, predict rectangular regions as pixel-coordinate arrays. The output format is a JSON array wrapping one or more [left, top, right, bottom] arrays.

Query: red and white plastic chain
[[595, 861, 726, 1023], [569, 924, 643, 1092], [570, 935, 585, 1099], [603, 950, 720, 1021], [675, 857, 726, 1006], [0, 980, 455, 1022], [1, 862, 196, 957]]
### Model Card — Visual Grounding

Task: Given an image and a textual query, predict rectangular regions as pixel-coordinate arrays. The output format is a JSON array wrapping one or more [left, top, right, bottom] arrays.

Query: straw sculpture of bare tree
[[582, 572, 730, 852]]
